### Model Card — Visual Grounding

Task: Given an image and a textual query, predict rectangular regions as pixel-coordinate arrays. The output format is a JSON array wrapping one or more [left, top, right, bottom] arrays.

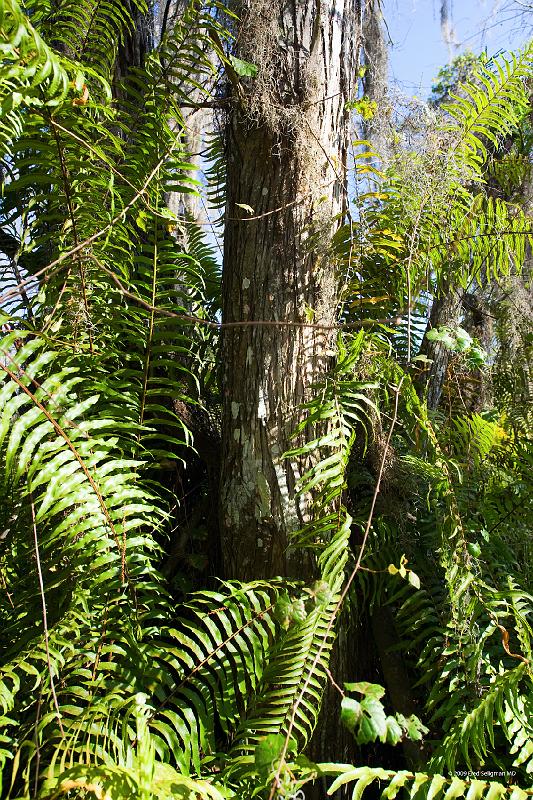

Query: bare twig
[[226, 177, 338, 221], [325, 666, 345, 698], [92, 256, 402, 331], [2, 226, 529, 311]]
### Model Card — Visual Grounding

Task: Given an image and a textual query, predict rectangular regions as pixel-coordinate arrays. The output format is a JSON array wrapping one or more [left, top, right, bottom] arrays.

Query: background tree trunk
[[417, 285, 464, 410], [220, 0, 361, 580], [114, 0, 153, 86]]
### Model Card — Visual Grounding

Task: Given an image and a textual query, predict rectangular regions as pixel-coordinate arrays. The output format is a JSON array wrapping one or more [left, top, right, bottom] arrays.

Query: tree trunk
[[417, 285, 464, 411], [115, 0, 153, 79], [219, 5, 363, 794], [220, 0, 361, 580], [371, 605, 425, 768]]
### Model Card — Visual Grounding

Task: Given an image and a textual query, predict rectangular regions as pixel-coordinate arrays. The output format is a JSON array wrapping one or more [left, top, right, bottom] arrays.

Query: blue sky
[[384, 1, 531, 97]]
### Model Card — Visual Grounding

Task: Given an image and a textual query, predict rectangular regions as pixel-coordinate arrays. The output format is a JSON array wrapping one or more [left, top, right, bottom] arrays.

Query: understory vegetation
[[0, 0, 532, 798]]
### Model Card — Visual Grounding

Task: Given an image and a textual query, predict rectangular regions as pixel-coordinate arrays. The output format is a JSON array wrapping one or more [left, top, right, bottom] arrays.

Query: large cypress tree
[[220, 0, 361, 579]]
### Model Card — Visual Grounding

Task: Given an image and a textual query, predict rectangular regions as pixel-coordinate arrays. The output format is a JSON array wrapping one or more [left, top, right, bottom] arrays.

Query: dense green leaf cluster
[[0, 1, 532, 798]]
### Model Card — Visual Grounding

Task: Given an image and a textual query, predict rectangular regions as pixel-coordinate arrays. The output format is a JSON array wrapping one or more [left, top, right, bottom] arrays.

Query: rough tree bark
[[218, 4, 364, 792], [115, 0, 153, 79], [220, 0, 361, 580], [491, 170, 533, 420], [417, 284, 464, 411]]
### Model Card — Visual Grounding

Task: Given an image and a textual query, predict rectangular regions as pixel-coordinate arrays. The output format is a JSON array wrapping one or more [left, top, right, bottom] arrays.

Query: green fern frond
[[0, 0, 76, 155], [0, 329, 184, 794], [229, 599, 338, 767], [146, 584, 280, 774], [221, 333, 378, 774], [319, 764, 532, 800], [445, 45, 533, 173], [432, 663, 532, 774]]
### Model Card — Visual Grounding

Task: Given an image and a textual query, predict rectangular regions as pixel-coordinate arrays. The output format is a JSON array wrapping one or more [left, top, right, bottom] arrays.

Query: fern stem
[[29, 492, 65, 739], [268, 377, 404, 800], [148, 600, 276, 723], [48, 116, 93, 353], [138, 215, 158, 429]]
